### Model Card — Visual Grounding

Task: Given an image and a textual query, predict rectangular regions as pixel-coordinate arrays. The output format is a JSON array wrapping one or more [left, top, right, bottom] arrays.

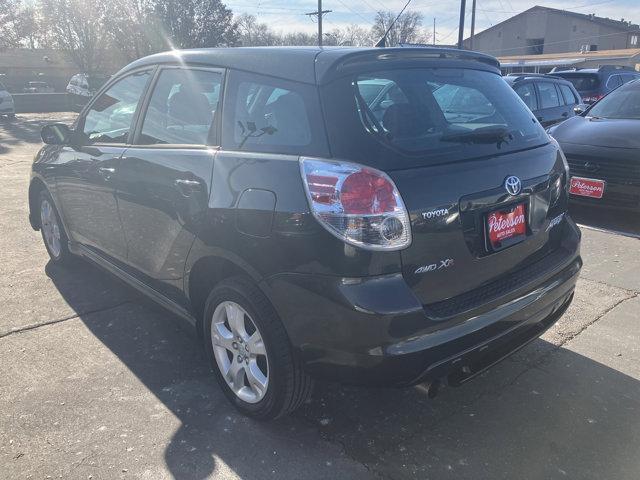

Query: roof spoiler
[[336, 47, 500, 71]]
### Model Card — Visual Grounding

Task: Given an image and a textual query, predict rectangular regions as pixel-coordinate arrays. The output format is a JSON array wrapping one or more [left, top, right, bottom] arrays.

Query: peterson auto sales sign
[[569, 177, 605, 199]]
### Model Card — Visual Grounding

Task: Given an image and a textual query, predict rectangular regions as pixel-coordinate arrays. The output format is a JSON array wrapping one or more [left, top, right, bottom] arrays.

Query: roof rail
[[506, 72, 563, 81], [597, 64, 635, 72]]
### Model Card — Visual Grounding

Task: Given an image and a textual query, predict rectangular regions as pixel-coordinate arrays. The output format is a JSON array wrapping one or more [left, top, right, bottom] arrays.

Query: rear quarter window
[[222, 70, 328, 156], [558, 84, 578, 105], [513, 83, 538, 111]]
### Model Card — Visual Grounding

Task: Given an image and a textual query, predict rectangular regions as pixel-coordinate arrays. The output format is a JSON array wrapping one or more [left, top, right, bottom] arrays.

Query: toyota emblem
[[504, 176, 522, 196]]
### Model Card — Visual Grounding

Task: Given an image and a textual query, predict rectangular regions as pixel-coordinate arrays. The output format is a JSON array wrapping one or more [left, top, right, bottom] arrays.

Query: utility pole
[[469, 0, 476, 50], [457, 0, 466, 49], [305, 0, 332, 47], [433, 17, 436, 45]]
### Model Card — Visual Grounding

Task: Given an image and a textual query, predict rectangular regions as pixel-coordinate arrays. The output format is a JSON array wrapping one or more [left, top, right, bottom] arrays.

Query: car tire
[[203, 276, 312, 420], [38, 190, 72, 264]]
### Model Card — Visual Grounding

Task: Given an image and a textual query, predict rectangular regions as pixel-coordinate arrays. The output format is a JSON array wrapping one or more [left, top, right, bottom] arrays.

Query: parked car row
[[504, 66, 640, 211], [30, 47, 583, 419]]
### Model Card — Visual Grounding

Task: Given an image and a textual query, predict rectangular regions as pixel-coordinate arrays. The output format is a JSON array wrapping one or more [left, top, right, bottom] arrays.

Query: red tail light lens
[[300, 158, 411, 251], [341, 171, 397, 214], [582, 94, 604, 103]]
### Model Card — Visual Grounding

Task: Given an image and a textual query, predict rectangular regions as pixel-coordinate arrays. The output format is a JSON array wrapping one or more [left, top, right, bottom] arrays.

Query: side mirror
[[41, 123, 73, 145], [573, 104, 588, 115]]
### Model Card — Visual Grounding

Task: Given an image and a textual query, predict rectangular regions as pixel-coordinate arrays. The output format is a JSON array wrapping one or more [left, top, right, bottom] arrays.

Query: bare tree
[[371, 11, 430, 47], [152, 0, 237, 49], [236, 13, 278, 47], [325, 24, 373, 46], [105, 0, 165, 61], [15, 6, 41, 49], [39, 0, 110, 73], [278, 31, 316, 46], [0, 0, 22, 49]]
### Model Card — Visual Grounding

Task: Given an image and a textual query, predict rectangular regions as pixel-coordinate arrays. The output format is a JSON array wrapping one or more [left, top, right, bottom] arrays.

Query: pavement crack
[[556, 292, 639, 349], [0, 300, 132, 339], [579, 275, 639, 295]]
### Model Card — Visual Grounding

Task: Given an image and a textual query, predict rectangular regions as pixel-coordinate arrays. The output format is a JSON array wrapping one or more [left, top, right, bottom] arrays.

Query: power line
[[333, 0, 376, 26]]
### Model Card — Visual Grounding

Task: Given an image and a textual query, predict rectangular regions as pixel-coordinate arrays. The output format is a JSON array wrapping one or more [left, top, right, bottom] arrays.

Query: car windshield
[[555, 74, 600, 91], [588, 84, 640, 120], [352, 68, 546, 158]]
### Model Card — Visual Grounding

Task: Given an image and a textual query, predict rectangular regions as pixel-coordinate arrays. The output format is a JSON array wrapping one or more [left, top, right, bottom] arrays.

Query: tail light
[[300, 158, 412, 251], [582, 94, 603, 103]]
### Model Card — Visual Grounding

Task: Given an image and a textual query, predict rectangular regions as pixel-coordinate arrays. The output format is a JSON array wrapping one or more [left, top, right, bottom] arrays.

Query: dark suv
[[504, 73, 582, 128], [553, 65, 640, 104], [29, 47, 582, 419]]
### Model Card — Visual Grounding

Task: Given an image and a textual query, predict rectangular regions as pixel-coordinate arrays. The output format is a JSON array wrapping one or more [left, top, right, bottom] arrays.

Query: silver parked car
[[0, 81, 16, 119]]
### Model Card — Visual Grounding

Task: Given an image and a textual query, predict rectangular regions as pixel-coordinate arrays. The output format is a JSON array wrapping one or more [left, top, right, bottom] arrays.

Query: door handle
[[174, 178, 201, 196]]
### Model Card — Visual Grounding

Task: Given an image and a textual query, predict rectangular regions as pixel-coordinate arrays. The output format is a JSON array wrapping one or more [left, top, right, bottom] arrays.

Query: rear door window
[[138, 68, 222, 145], [537, 82, 561, 109], [514, 83, 538, 110]]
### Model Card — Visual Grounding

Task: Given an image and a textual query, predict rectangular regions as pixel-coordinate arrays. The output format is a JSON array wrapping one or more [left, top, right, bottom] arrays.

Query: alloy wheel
[[211, 301, 269, 403], [40, 199, 62, 258]]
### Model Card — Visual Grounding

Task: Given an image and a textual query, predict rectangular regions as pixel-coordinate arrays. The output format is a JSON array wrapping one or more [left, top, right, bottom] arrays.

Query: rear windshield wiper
[[441, 126, 513, 146]]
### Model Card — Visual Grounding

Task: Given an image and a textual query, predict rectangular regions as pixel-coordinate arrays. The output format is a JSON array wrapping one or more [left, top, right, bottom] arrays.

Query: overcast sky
[[226, 0, 640, 45]]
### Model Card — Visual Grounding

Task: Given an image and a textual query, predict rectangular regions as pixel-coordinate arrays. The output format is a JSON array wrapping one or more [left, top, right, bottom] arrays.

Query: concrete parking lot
[[1, 113, 639, 480]]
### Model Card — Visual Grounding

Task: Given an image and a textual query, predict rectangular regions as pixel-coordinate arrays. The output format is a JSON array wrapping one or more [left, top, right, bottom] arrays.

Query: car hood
[[551, 115, 640, 149]]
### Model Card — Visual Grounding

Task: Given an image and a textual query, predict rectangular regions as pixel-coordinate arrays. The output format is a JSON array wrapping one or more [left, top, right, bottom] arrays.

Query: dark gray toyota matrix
[[29, 47, 582, 419]]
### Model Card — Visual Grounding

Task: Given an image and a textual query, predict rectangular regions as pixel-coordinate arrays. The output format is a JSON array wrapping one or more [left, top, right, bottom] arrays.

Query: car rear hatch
[[553, 73, 602, 102], [388, 143, 567, 311], [320, 58, 571, 315]]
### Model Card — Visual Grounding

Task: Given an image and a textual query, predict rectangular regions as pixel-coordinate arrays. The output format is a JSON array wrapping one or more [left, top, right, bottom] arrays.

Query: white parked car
[[66, 73, 110, 111], [0, 81, 16, 119], [23, 81, 55, 93]]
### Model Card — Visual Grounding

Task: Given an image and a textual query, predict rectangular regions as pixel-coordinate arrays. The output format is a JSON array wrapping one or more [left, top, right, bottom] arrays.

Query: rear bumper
[[264, 220, 581, 387]]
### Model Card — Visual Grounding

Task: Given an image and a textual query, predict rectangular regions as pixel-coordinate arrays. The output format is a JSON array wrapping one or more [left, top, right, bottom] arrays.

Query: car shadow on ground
[[0, 114, 76, 155], [45, 259, 640, 480]]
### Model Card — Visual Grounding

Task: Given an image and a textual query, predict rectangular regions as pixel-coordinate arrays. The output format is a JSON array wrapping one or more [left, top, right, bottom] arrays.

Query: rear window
[[588, 84, 640, 120], [351, 68, 546, 158], [555, 74, 600, 92]]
